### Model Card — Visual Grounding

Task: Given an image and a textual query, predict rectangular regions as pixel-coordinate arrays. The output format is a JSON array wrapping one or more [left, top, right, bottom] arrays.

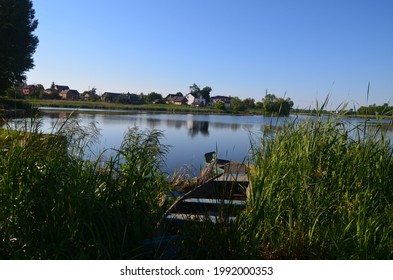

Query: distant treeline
[[356, 104, 393, 116], [293, 103, 393, 117]]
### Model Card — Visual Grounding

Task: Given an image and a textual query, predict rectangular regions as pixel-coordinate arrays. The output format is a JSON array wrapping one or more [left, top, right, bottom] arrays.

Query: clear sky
[[26, 0, 393, 109]]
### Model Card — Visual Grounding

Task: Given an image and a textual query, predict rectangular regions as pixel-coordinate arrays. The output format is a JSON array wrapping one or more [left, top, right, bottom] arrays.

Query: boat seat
[[166, 213, 237, 224], [204, 151, 230, 165], [182, 198, 246, 206]]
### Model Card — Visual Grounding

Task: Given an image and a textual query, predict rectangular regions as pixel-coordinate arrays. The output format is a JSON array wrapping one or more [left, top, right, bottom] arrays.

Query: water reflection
[[35, 109, 271, 173], [187, 120, 209, 137], [40, 109, 272, 134], [166, 119, 182, 129], [20, 108, 392, 175]]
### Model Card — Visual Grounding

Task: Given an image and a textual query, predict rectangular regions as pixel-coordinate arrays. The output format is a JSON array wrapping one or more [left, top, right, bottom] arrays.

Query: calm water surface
[[8, 108, 392, 175], [36, 108, 294, 174]]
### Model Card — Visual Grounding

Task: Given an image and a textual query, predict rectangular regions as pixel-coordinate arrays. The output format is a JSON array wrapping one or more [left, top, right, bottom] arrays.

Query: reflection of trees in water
[[41, 111, 263, 137], [187, 120, 209, 137], [42, 112, 102, 134], [44, 111, 99, 121], [44, 111, 77, 129], [164, 118, 212, 136], [145, 118, 162, 128], [164, 117, 257, 136], [209, 122, 253, 131], [45, 111, 75, 119], [166, 119, 183, 129], [230, 123, 240, 130], [165, 118, 211, 136], [210, 122, 254, 131]]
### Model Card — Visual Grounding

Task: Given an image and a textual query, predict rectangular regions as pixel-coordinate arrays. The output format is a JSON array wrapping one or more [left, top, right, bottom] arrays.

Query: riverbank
[[20, 99, 238, 115], [0, 98, 38, 118], [15, 99, 393, 119]]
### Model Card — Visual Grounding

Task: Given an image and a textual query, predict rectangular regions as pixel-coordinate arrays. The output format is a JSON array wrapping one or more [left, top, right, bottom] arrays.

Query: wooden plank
[[215, 173, 249, 182], [166, 213, 237, 223], [182, 198, 246, 206]]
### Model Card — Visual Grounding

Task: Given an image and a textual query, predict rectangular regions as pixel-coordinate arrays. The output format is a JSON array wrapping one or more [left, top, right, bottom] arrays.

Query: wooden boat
[[156, 157, 250, 235], [144, 154, 250, 258], [204, 151, 230, 174]]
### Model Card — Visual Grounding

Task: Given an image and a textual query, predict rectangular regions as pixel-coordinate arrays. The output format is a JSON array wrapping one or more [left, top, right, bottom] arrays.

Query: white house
[[185, 93, 206, 107]]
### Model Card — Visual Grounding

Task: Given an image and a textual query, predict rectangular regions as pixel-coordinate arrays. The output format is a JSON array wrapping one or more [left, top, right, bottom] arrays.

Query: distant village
[[19, 82, 233, 108], [11, 82, 387, 117]]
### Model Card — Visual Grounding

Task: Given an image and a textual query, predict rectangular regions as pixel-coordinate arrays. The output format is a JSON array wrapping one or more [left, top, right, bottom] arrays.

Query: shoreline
[[3, 98, 393, 120]]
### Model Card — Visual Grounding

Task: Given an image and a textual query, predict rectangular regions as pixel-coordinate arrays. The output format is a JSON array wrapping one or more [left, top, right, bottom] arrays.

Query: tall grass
[[244, 112, 393, 259], [2, 109, 393, 259], [0, 115, 169, 259]]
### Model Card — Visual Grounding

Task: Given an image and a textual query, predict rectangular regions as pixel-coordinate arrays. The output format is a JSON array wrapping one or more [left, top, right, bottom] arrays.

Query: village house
[[80, 91, 99, 101], [44, 85, 70, 95], [210, 95, 232, 108], [165, 94, 187, 105], [21, 85, 37, 95], [185, 92, 206, 107], [173, 96, 188, 105], [59, 89, 80, 100], [54, 85, 69, 91], [164, 94, 176, 103]]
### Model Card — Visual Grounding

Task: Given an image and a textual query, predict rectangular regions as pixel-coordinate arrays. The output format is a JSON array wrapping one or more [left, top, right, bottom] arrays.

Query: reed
[[244, 108, 393, 259], [2, 106, 393, 259], [142, 102, 393, 259], [0, 115, 170, 259]]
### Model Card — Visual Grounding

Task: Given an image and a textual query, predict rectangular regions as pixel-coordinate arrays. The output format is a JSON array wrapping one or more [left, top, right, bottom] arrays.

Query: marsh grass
[[174, 103, 393, 259], [243, 109, 393, 259], [0, 115, 169, 259], [2, 106, 393, 259]]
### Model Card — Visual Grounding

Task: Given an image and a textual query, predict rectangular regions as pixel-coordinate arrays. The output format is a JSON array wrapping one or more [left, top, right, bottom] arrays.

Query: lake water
[[31, 108, 297, 175], [7, 108, 392, 175]]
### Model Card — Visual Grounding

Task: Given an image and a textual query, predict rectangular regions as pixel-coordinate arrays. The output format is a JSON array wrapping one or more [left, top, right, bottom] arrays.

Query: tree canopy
[[0, 0, 38, 94], [357, 103, 393, 116], [262, 93, 294, 116], [145, 92, 163, 103], [230, 97, 245, 113]]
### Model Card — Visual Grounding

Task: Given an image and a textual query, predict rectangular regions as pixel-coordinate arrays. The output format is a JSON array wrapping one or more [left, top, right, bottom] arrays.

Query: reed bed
[[0, 115, 169, 259], [243, 114, 393, 259], [1, 109, 393, 259], [174, 110, 393, 259]]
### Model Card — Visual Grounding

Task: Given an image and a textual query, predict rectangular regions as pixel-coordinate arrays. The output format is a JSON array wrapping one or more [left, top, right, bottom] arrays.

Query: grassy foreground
[[1, 112, 393, 259], [243, 115, 393, 259], [0, 116, 170, 259], [173, 114, 393, 259]]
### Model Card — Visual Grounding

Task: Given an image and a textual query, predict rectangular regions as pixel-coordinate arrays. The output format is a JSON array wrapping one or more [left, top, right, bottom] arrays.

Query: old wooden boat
[[204, 151, 230, 174], [156, 157, 250, 235], [143, 154, 250, 258]]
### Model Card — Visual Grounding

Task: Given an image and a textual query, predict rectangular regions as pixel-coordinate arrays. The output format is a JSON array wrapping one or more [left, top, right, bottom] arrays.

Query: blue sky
[[27, 0, 393, 109]]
